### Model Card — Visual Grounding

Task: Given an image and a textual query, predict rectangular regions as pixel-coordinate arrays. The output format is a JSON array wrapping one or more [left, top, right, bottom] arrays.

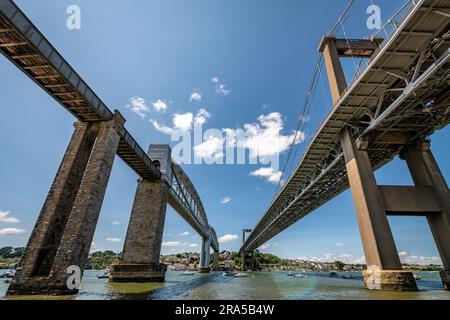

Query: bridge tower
[[109, 145, 172, 282], [241, 229, 256, 271], [7, 113, 126, 295], [320, 36, 450, 291]]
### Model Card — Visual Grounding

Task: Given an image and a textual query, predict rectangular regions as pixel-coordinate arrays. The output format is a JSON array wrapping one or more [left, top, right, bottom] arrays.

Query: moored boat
[[0, 271, 14, 279], [97, 271, 110, 279], [234, 272, 249, 278]]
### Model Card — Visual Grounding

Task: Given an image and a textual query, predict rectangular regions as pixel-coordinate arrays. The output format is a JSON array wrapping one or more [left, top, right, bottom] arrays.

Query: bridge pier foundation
[[341, 127, 417, 291], [8, 113, 124, 295], [109, 179, 169, 282], [199, 238, 211, 273], [110, 145, 172, 283], [212, 251, 220, 271], [242, 252, 255, 271]]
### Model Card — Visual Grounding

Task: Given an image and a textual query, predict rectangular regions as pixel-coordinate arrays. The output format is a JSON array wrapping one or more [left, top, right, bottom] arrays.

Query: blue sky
[[0, 0, 448, 265]]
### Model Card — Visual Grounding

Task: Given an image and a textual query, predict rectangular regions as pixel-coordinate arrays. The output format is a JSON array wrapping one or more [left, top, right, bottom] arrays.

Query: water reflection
[[1, 270, 449, 300]]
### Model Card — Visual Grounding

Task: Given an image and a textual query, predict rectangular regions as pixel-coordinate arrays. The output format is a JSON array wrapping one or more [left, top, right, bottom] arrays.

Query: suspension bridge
[[241, 0, 450, 291]]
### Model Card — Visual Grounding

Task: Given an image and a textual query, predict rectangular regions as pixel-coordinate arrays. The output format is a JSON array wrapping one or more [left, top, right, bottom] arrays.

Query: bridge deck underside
[[242, 0, 450, 252]]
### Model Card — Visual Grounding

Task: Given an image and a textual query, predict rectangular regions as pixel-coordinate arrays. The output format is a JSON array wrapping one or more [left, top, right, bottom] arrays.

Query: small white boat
[[293, 273, 309, 278], [97, 271, 110, 279], [234, 272, 249, 278], [0, 271, 15, 279], [181, 271, 195, 276], [413, 273, 421, 281], [222, 271, 235, 276]]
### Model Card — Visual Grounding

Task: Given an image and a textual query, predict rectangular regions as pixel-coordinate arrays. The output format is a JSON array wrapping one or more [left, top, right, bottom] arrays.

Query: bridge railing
[[348, 0, 418, 87]]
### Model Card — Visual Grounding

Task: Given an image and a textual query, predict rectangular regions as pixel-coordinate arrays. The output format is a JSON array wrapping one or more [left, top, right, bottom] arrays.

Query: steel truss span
[[241, 0, 450, 253]]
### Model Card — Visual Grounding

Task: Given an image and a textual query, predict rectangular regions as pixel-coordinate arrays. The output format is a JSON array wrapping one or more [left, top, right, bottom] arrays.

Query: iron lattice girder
[[241, 0, 450, 253], [170, 163, 219, 251]]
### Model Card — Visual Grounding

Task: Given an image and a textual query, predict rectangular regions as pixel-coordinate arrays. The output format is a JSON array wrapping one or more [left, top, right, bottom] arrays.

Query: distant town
[[0, 247, 444, 272]]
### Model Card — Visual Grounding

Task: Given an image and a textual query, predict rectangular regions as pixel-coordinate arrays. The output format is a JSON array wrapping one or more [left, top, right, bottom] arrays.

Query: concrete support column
[[401, 140, 450, 290], [8, 112, 124, 295], [321, 37, 347, 104], [212, 251, 220, 271], [199, 238, 211, 273], [242, 252, 254, 271], [341, 127, 417, 291], [109, 179, 169, 282]]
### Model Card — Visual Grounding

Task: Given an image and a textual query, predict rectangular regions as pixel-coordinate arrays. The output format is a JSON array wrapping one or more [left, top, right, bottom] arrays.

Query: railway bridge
[[0, 0, 219, 295]]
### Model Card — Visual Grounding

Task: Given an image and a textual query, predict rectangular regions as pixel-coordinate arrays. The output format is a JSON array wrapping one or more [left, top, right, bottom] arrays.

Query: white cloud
[[218, 234, 238, 244], [259, 243, 270, 250], [221, 197, 232, 204], [162, 241, 183, 247], [111, 220, 121, 226], [224, 112, 304, 171], [126, 96, 150, 118], [398, 251, 442, 265], [194, 108, 211, 126], [299, 115, 311, 123], [212, 77, 231, 96], [194, 134, 224, 161], [152, 99, 168, 113], [106, 237, 121, 243], [150, 119, 174, 135], [173, 112, 194, 132], [243, 113, 304, 159], [189, 90, 202, 102], [250, 167, 283, 184], [336, 242, 344, 247], [216, 84, 231, 96], [0, 211, 20, 224], [0, 228, 25, 236], [151, 108, 211, 136], [151, 112, 195, 135], [299, 253, 366, 264], [189, 243, 198, 248], [179, 232, 190, 237]]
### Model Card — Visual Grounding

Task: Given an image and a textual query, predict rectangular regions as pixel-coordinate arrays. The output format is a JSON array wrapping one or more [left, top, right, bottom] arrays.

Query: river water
[[1, 270, 449, 300]]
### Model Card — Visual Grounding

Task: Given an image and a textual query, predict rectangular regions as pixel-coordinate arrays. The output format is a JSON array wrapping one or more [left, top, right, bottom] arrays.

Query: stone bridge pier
[[199, 238, 211, 273], [109, 145, 172, 282], [7, 112, 125, 295], [212, 251, 220, 271]]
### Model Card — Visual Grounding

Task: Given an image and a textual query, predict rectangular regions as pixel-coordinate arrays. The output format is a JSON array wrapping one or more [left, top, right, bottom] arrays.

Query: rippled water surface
[[1, 270, 449, 300]]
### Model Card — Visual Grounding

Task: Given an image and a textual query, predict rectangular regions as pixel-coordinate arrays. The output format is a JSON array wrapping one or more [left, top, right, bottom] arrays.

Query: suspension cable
[[272, 54, 324, 197]]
